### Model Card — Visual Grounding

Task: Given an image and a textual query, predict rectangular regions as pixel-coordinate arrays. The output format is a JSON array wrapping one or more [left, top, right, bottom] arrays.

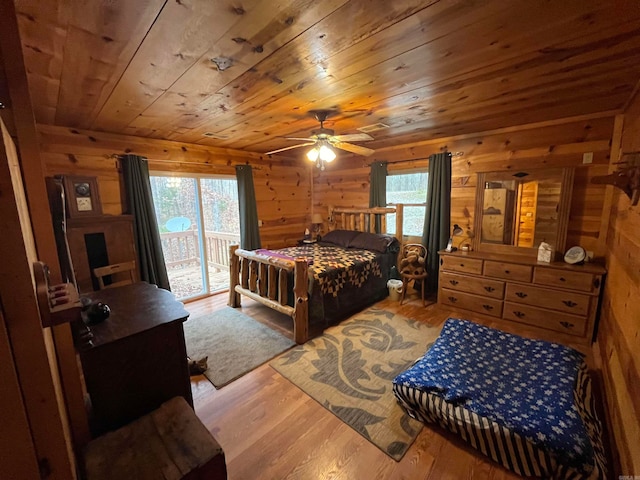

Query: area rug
[[184, 307, 295, 388], [270, 307, 441, 461]]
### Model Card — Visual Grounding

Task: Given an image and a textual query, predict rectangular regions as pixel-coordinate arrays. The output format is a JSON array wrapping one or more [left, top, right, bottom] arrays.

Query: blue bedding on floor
[[393, 318, 594, 472]]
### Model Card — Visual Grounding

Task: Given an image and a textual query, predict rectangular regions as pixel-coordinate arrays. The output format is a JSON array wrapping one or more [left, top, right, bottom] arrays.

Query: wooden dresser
[[438, 250, 606, 344]]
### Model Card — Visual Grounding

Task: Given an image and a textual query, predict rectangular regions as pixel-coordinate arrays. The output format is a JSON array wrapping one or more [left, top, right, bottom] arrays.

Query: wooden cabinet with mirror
[[472, 167, 574, 259]]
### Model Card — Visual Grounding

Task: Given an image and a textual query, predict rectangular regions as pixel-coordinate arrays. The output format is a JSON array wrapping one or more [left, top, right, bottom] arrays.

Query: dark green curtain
[[369, 161, 387, 232], [121, 154, 171, 291], [421, 152, 452, 292], [235, 165, 261, 250]]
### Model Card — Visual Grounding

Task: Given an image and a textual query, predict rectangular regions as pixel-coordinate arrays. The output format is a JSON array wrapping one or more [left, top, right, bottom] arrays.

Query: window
[[386, 171, 428, 236]]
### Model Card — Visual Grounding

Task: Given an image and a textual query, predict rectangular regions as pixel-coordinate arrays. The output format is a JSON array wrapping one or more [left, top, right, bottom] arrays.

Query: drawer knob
[[513, 311, 525, 318], [482, 304, 494, 311], [515, 292, 527, 298], [559, 277, 566, 282], [459, 263, 465, 267], [449, 280, 459, 286], [562, 300, 577, 308], [559, 321, 574, 329], [447, 296, 458, 303], [594, 278, 600, 289], [484, 286, 495, 293], [440, 258, 444, 266], [504, 270, 510, 274]]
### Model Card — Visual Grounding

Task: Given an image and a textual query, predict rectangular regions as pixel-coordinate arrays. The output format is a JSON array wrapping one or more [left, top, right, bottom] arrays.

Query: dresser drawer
[[505, 284, 590, 316], [440, 288, 503, 317], [440, 256, 483, 275], [503, 302, 587, 337], [440, 271, 504, 299], [484, 261, 532, 282], [533, 268, 596, 293]]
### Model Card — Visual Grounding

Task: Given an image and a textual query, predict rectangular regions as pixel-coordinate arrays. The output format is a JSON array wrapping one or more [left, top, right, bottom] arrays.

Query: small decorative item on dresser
[[537, 242, 554, 263], [60, 175, 102, 218], [564, 246, 586, 265]]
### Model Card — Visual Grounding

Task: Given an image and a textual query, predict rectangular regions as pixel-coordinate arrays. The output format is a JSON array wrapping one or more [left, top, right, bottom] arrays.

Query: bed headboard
[[327, 204, 403, 241]]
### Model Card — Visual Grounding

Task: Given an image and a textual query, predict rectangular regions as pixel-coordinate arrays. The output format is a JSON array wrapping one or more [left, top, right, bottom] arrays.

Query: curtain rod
[[367, 151, 464, 166], [110, 154, 263, 170]]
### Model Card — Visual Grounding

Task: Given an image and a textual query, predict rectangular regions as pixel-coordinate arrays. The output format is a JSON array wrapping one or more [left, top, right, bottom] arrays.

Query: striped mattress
[[392, 319, 606, 479]]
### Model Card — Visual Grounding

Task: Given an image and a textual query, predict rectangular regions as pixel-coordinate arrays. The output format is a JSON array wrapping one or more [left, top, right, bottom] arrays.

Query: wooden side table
[[73, 282, 192, 436]]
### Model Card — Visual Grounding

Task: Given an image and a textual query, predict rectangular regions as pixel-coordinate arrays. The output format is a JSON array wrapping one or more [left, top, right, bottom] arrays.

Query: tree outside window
[[386, 171, 428, 236]]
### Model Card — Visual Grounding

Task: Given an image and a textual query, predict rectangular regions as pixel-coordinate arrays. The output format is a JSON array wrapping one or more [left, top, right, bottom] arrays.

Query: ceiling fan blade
[[334, 142, 375, 156], [285, 137, 317, 141], [331, 133, 373, 142], [265, 142, 316, 155]]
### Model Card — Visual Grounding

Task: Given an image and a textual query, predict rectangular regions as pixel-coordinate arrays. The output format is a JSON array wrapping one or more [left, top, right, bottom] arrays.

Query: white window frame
[[386, 170, 428, 238]]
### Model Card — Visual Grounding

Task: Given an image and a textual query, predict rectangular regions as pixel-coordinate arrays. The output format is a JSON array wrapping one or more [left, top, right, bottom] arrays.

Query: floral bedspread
[[272, 243, 393, 331], [277, 244, 382, 297]]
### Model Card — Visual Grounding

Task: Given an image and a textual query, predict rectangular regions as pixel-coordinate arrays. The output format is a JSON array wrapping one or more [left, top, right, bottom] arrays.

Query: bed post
[[228, 245, 241, 307], [292, 258, 309, 344], [395, 204, 403, 241]]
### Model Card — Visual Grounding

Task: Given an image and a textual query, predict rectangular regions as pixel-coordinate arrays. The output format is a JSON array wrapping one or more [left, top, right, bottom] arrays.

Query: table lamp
[[311, 213, 324, 239], [445, 224, 464, 252]]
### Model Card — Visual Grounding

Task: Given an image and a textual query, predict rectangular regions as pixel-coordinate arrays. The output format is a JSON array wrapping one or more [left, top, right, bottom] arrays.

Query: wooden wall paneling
[[371, 114, 616, 162], [597, 92, 640, 476], [316, 115, 615, 258], [0, 116, 75, 478], [38, 125, 312, 251], [1, 1, 86, 475], [596, 115, 624, 255], [0, 308, 41, 479]]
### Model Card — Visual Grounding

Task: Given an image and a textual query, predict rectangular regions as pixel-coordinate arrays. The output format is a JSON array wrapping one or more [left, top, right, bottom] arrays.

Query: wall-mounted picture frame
[[61, 175, 102, 218]]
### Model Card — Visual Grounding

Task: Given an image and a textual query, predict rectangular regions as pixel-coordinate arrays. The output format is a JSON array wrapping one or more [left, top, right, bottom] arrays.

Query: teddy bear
[[399, 246, 426, 276]]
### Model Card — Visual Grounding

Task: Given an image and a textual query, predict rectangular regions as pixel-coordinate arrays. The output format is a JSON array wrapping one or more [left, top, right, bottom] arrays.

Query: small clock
[[62, 175, 102, 218]]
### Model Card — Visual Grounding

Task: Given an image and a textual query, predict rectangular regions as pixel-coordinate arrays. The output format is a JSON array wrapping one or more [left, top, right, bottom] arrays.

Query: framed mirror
[[472, 167, 574, 258]]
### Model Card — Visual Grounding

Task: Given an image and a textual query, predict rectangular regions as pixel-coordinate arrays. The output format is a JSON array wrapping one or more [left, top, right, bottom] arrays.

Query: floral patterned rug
[[270, 307, 441, 461]]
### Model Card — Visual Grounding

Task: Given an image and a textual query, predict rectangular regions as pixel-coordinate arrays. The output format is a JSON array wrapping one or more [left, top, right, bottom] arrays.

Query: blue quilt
[[393, 319, 594, 472]]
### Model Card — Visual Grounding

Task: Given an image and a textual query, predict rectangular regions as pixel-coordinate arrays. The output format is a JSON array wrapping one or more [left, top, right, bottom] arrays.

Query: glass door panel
[[150, 176, 205, 299], [200, 178, 240, 293]]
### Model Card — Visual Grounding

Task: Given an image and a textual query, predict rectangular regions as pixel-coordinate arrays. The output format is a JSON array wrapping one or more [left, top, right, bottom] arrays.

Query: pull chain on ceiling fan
[[266, 110, 375, 170]]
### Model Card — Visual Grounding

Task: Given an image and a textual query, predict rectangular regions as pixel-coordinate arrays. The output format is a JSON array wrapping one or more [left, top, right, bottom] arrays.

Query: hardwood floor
[[184, 290, 597, 480]]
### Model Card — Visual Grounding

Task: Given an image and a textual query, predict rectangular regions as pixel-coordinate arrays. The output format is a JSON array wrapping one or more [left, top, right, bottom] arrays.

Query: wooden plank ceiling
[[8, 0, 640, 158]]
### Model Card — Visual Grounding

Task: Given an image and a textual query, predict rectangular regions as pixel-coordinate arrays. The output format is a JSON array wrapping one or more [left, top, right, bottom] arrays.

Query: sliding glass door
[[150, 174, 239, 300]]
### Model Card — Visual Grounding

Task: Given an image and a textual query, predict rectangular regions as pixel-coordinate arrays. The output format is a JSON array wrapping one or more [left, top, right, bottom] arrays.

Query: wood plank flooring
[[184, 289, 596, 480]]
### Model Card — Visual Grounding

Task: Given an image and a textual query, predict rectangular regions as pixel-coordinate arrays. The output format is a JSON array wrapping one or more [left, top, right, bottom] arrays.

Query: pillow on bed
[[348, 231, 399, 253], [320, 229, 361, 248]]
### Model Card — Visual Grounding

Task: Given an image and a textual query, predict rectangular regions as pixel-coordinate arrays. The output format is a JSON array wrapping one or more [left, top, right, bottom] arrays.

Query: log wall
[[315, 114, 615, 257], [38, 112, 638, 475], [598, 96, 640, 476], [37, 125, 312, 249]]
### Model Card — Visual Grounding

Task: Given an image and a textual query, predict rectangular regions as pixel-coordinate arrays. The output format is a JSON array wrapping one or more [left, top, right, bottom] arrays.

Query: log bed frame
[[228, 205, 404, 344]]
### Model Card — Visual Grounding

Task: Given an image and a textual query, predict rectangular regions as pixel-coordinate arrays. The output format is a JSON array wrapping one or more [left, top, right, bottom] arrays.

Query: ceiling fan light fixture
[[306, 147, 319, 162], [318, 144, 336, 162]]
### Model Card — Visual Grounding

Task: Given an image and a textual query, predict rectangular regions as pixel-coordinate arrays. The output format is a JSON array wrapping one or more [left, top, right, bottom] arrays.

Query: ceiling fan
[[265, 110, 375, 169]]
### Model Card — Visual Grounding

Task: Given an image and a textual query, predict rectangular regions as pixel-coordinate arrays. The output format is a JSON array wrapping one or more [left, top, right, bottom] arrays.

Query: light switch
[[582, 152, 593, 164]]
